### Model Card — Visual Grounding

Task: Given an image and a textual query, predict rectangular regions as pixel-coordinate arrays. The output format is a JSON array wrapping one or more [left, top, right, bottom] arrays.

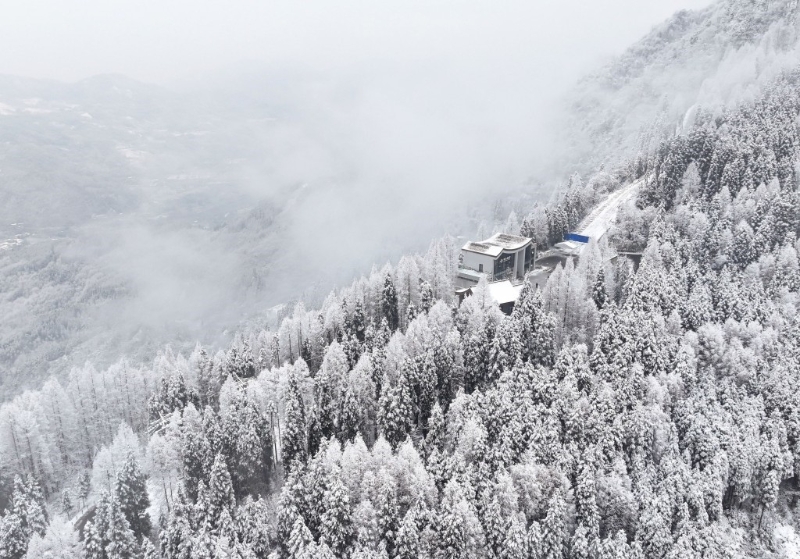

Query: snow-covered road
[[574, 176, 644, 242]]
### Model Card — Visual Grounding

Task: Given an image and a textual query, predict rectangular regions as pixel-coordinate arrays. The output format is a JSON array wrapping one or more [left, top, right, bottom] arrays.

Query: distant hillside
[[563, 0, 800, 171], [0, 69, 506, 396]]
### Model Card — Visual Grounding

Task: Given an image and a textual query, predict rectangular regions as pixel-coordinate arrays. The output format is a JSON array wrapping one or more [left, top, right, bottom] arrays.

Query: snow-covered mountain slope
[[4, 2, 800, 557], [562, 0, 800, 171], [5, 0, 800, 398], [3, 55, 800, 559]]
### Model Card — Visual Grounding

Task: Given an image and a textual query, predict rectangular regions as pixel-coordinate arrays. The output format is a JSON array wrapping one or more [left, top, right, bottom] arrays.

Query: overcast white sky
[[2, 0, 715, 84]]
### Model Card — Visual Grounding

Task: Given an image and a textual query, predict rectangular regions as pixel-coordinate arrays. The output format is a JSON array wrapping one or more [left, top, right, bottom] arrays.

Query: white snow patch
[[0, 102, 15, 115], [81, 112, 93, 119], [117, 147, 148, 160], [0, 238, 22, 251], [776, 524, 800, 559], [487, 280, 524, 305]]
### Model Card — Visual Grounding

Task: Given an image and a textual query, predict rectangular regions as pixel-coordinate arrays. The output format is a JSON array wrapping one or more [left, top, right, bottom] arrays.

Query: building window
[[524, 245, 533, 271], [478, 264, 483, 272], [494, 252, 515, 280]]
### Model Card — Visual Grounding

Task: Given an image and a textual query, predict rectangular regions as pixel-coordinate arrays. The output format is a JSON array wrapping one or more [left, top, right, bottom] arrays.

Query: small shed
[[487, 280, 525, 314], [459, 280, 525, 315]]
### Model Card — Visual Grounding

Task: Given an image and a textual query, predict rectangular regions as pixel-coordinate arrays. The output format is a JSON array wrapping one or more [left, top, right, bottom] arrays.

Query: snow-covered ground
[[776, 524, 800, 558], [575, 177, 644, 242], [0, 237, 23, 251]]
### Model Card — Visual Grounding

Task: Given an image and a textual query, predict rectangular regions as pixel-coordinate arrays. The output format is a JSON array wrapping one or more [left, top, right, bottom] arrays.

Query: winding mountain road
[[574, 176, 644, 242]]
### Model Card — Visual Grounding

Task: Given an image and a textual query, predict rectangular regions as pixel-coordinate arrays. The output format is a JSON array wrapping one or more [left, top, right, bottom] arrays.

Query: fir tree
[[181, 422, 212, 502], [425, 401, 447, 455], [307, 406, 323, 459], [394, 505, 422, 559], [592, 267, 608, 310], [196, 346, 212, 407], [207, 453, 236, 533], [502, 512, 528, 559], [377, 372, 414, 448], [0, 474, 49, 559], [340, 386, 364, 443], [436, 499, 467, 559], [353, 498, 379, 551], [62, 489, 74, 518], [319, 474, 352, 557], [481, 494, 506, 558], [239, 338, 257, 379], [276, 467, 307, 559], [374, 469, 399, 554], [420, 280, 434, 314], [13, 475, 48, 539], [0, 512, 28, 559], [79, 471, 92, 510], [512, 286, 555, 367], [116, 452, 152, 540], [406, 302, 418, 325], [488, 317, 522, 381], [84, 491, 140, 559], [574, 458, 599, 542], [148, 375, 197, 421], [282, 373, 308, 470], [159, 488, 193, 559], [382, 273, 400, 332], [570, 525, 593, 559], [236, 497, 273, 558], [408, 352, 438, 428], [345, 301, 367, 343], [540, 489, 566, 559], [287, 516, 313, 559], [140, 539, 159, 559]]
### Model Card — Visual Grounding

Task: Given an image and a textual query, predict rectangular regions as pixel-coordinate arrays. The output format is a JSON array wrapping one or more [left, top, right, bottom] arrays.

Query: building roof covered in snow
[[461, 232, 531, 257], [553, 240, 582, 255], [487, 280, 524, 305]]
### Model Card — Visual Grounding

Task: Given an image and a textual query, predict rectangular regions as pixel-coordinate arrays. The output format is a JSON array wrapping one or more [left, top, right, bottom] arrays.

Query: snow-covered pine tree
[[319, 472, 352, 557], [382, 273, 399, 332], [377, 372, 414, 449], [0, 512, 28, 559], [394, 504, 423, 559], [159, 487, 194, 559], [282, 373, 308, 471], [501, 512, 528, 559], [84, 491, 139, 559], [488, 317, 522, 381], [592, 267, 608, 310], [206, 453, 236, 533], [61, 488, 74, 518], [79, 470, 91, 510], [512, 286, 555, 367], [116, 452, 152, 541]]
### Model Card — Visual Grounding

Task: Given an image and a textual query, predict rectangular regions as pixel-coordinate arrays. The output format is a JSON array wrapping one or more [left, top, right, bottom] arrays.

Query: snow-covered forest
[[2, 49, 800, 557], [6, 0, 800, 558]]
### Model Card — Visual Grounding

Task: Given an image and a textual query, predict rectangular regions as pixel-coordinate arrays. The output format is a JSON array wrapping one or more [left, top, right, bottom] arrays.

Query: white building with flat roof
[[458, 233, 534, 284]]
